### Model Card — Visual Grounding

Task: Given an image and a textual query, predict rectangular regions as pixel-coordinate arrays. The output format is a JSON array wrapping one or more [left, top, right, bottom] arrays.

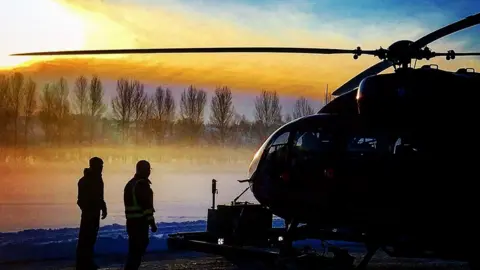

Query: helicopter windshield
[[264, 131, 290, 172], [247, 138, 269, 179], [247, 131, 288, 179]]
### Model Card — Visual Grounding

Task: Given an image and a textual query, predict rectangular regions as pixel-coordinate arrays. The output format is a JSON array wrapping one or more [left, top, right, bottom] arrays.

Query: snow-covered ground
[[0, 219, 208, 262], [0, 218, 369, 264]]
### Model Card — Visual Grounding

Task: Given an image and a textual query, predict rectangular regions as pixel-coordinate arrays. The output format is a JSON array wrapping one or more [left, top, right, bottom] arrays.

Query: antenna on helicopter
[[325, 84, 329, 106]]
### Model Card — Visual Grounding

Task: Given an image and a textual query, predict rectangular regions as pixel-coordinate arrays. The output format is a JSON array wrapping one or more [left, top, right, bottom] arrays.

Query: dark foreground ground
[[1, 251, 471, 270]]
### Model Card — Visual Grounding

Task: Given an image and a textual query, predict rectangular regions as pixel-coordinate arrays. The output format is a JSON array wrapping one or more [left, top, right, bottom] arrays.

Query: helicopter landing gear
[[279, 219, 299, 257], [277, 221, 360, 269], [329, 246, 356, 269], [356, 244, 378, 270]]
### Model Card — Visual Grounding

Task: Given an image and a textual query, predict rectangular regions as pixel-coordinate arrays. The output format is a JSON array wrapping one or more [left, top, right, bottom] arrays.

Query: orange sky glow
[[1, 0, 479, 98]]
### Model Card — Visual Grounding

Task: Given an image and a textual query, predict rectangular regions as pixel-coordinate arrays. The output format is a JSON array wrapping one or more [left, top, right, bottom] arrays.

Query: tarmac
[[1, 251, 471, 270]]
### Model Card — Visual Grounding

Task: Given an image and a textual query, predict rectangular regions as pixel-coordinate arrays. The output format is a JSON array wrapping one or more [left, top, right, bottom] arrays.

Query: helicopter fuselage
[[246, 66, 480, 259]]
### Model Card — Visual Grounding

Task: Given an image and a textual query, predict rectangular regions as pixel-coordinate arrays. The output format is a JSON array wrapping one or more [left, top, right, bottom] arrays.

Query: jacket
[[124, 175, 155, 222], [77, 168, 107, 213]]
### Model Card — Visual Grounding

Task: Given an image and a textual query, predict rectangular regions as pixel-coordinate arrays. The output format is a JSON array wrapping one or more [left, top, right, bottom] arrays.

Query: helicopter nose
[[250, 168, 285, 208], [249, 171, 269, 204]]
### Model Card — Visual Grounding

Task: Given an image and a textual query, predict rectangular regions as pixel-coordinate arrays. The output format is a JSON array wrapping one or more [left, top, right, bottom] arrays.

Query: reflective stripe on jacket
[[124, 178, 155, 221]]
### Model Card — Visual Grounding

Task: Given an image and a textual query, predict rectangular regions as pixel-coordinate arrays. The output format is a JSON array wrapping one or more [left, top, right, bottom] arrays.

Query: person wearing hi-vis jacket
[[123, 160, 157, 270]]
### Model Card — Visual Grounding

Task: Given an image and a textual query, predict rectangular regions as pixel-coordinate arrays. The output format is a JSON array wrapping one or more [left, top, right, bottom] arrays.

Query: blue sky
[[178, 0, 480, 47], [61, 0, 480, 50]]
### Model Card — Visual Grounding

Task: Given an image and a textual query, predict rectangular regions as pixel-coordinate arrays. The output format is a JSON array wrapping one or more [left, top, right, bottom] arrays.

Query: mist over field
[[0, 145, 259, 232], [0, 71, 321, 233]]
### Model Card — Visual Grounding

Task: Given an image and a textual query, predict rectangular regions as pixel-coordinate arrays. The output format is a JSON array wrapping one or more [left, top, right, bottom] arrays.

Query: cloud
[[7, 0, 480, 98]]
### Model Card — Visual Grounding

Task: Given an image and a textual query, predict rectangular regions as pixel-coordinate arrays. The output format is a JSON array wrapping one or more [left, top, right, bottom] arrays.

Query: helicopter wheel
[[355, 244, 378, 270], [278, 219, 299, 257]]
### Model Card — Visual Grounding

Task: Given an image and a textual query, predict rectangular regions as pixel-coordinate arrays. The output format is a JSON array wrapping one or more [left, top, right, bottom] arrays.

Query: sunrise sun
[[0, 0, 86, 69]]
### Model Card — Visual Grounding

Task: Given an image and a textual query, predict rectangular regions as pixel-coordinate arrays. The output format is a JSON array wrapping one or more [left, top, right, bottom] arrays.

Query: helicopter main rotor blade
[[331, 60, 392, 96], [435, 52, 480, 56], [10, 47, 377, 56], [412, 13, 480, 49]]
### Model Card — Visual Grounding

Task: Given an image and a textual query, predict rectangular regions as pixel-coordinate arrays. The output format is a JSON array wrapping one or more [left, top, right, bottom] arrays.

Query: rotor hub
[[379, 40, 434, 67], [389, 40, 415, 67]]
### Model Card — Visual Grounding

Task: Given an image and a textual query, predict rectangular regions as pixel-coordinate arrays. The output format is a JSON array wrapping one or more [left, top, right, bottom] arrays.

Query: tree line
[[0, 72, 322, 148]]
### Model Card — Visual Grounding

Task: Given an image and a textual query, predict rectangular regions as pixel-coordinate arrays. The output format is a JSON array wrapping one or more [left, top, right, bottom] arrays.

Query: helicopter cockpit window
[[266, 132, 290, 159], [348, 137, 377, 152], [293, 130, 334, 153], [346, 135, 392, 158]]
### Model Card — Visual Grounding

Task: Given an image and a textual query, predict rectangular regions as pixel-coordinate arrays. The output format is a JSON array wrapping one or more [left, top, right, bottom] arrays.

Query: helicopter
[[12, 12, 480, 267]]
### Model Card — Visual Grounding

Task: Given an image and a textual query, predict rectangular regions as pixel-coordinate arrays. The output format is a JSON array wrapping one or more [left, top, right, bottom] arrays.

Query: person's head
[[136, 160, 151, 178], [89, 157, 104, 174]]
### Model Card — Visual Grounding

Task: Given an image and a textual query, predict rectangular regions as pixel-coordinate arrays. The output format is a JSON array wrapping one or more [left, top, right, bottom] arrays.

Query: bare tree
[[73, 76, 88, 142], [292, 96, 314, 119], [23, 78, 37, 145], [142, 95, 156, 145], [230, 113, 252, 146], [112, 78, 135, 143], [323, 85, 332, 106], [132, 81, 147, 144], [88, 75, 106, 144], [73, 75, 88, 115], [73, 75, 88, 143], [52, 77, 70, 145], [9, 72, 24, 147], [180, 85, 207, 124], [179, 85, 207, 143], [209, 86, 235, 144], [254, 90, 282, 139], [0, 75, 10, 144], [164, 88, 176, 141], [153, 86, 176, 143], [164, 89, 176, 124], [39, 84, 55, 144]]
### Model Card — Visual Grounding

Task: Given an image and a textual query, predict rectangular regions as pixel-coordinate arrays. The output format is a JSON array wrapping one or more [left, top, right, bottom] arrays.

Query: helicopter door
[[290, 130, 335, 186]]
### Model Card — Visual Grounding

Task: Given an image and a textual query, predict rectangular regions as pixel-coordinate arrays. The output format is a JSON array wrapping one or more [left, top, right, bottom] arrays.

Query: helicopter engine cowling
[[355, 72, 417, 132]]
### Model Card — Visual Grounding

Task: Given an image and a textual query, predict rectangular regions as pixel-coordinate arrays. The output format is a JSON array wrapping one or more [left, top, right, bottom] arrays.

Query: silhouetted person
[[76, 157, 107, 270], [124, 160, 157, 270]]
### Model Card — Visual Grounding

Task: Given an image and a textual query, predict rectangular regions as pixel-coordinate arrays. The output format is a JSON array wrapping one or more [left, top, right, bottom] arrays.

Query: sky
[[0, 0, 479, 119]]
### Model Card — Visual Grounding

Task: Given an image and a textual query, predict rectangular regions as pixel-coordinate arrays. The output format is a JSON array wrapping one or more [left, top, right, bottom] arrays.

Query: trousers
[[124, 219, 150, 270], [76, 211, 100, 270]]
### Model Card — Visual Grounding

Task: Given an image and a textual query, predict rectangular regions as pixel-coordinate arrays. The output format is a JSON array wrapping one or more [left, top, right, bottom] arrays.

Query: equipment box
[[207, 203, 273, 247]]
